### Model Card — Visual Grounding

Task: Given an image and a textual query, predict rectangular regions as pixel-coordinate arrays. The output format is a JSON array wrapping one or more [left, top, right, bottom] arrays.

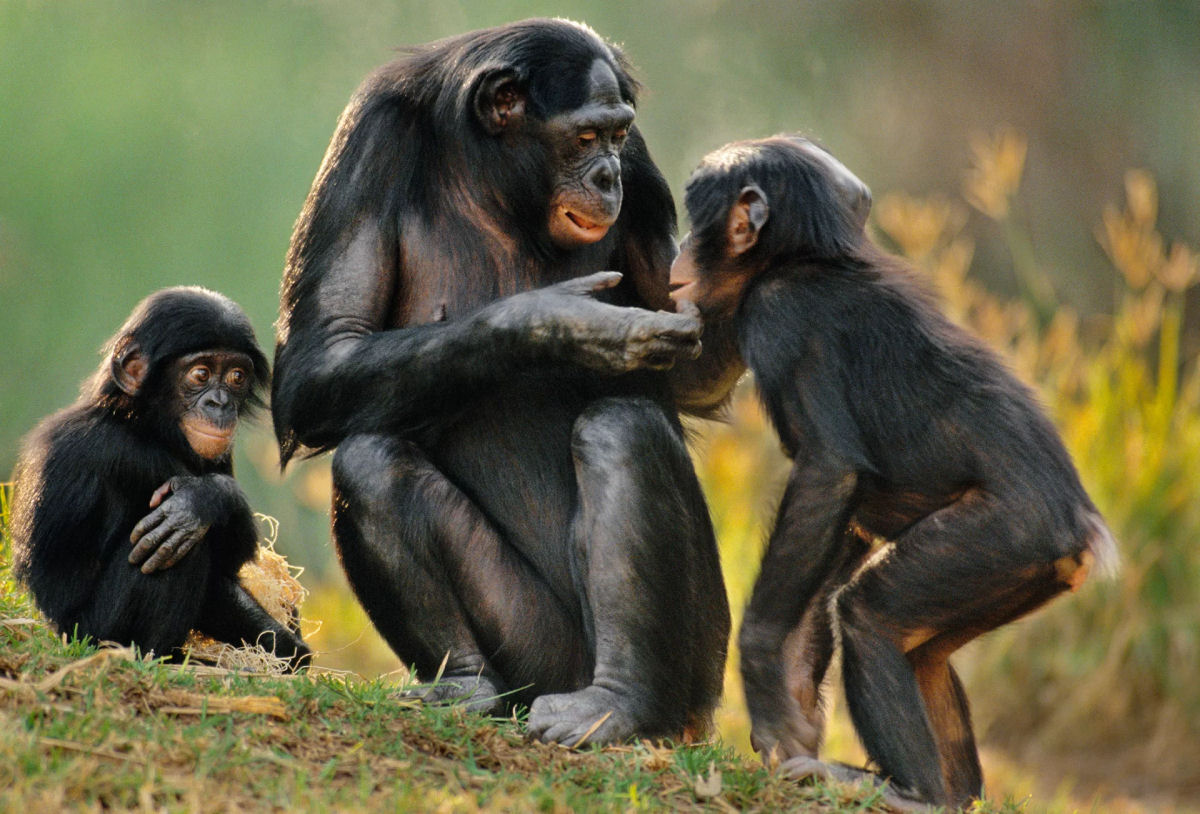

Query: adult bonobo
[[273, 19, 729, 744], [12, 287, 310, 669], [670, 135, 1117, 808]]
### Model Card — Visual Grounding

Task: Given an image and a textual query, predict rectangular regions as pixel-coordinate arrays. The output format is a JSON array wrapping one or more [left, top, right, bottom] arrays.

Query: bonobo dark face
[[669, 184, 769, 320], [170, 350, 254, 460], [543, 60, 635, 247]]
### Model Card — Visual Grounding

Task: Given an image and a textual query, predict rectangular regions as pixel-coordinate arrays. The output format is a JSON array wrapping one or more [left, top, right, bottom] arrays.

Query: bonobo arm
[[739, 452, 857, 763], [274, 221, 700, 456], [129, 474, 256, 574], [668, 314, 747, 417], [13, 422, 112, 621]]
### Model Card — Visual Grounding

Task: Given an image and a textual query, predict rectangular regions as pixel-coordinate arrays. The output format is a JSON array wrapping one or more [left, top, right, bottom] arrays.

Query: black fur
[[11, 287, 309, 668], [679, 136, 1116, 808], [272, 19, 727, 743]]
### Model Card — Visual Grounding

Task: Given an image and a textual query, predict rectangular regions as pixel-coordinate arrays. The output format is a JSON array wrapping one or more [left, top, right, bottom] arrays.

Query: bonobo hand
[[129, 476, 213, 573], [487, 271, 702, 373]]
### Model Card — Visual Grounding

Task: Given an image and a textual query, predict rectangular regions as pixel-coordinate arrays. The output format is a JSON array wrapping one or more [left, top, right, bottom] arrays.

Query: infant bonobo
[[12, 287, 310, 670], [670, 135, 1116, 809]]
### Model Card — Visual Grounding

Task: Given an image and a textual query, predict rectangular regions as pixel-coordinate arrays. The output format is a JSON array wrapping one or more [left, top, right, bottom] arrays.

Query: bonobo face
[[171, 350, 254, 460], [544, 59, 635, 248], [669, 232, 729, 317], [671, 135, 874, 319], [670, 183, 769, 320]]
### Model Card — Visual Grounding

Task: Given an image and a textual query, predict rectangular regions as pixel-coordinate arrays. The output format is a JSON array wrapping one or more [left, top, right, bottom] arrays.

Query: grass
[[2, 483, 1030, 814]]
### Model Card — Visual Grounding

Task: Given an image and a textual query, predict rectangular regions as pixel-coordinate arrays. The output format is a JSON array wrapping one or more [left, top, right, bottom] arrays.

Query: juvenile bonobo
[[670, 135, 1117, 808], [273, 19, 729, 744], [12, 287, 310, 670]]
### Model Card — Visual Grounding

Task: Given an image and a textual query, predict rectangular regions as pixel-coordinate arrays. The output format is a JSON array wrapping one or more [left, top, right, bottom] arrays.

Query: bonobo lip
[[668, 280, 697, 304], [552, 206, 614, 245], [190, 424, 234, 441], [183, 420, 235, 459]]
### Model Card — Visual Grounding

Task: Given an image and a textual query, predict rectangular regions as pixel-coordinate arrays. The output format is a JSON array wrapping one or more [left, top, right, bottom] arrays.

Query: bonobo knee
[[571, 397, 679, 465], [332, 434, 424, 508], [833, 584, 888, 645]]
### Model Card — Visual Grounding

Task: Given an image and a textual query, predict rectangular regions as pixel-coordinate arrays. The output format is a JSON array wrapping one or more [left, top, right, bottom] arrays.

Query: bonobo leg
[[739, 461, 860, 765], [834, 490, 1079, 808], [331, 434, 586, 712], [528, 397, 730, 746], [74, 541, 211, 657], [196, 575, 312, 671], [772, 528, 872, 760]]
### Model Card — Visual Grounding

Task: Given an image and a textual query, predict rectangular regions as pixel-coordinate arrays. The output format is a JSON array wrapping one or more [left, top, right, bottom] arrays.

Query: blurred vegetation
[[3, 2, 1200, 810]]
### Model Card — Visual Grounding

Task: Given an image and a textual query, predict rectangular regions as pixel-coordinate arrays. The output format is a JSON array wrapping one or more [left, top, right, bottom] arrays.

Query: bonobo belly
[[429, 377, 588, 595]]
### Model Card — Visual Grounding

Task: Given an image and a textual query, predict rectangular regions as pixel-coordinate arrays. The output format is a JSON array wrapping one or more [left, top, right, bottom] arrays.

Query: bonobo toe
[[527, 686, 639, 747], [401, 674, 505, 715]]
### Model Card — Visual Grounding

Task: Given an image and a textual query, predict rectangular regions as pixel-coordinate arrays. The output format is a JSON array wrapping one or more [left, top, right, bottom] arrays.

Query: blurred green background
[[3, 2, 1199, 810]]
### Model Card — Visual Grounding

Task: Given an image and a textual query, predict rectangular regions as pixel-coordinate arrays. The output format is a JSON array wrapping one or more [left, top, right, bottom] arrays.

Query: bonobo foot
[[401, 674, 505, 715], [527, 685, 640, 747], [781, 757, 936, 813], [749, 710, 823, 766]]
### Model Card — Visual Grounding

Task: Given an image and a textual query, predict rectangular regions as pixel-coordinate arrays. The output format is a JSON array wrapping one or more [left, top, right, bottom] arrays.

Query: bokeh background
[[2, 2, 1199, 811]]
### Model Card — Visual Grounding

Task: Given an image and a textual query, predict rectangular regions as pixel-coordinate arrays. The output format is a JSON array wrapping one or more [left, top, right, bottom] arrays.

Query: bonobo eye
[[612, 127, 629, 148], [577, 130, 598, 148], [225, 368, 249, 390], [186, 366, 211, 387]]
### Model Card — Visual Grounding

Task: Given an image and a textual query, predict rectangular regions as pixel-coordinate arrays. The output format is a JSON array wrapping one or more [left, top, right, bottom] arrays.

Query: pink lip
[[669, 280, 697, 302], [191, 425, 233, 441], [559, 207, 612, 241]]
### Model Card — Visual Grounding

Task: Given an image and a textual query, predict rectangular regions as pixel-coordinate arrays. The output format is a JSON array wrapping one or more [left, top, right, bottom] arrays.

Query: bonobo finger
[[647, 311, 702, 342], [130, 521, 172, 566], [130, 507, 166, 548], [778, 755, 831, 781], [672, 298, 701, 320], [559, 270, 622, 295], [637, 351, 679, 371], [148, 480, 174, 508], [141, 529, 189, 573], [160, 532, 199, 570], [638, 337, 701, 367]]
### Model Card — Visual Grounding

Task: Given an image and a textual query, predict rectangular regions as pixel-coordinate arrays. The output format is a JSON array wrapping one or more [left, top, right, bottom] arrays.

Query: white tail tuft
[[1079, 507, 1120, 580]]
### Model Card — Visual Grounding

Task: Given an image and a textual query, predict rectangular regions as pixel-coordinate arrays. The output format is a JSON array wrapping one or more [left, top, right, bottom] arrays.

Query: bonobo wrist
[[171, 474, 239, 524]]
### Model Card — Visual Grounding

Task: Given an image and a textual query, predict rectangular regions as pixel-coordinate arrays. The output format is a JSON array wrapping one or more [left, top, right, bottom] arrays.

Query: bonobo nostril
[[590, 158, 618, 193]]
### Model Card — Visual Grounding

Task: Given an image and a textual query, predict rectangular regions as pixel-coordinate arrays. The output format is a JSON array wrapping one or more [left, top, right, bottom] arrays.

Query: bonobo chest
[[391, 215, 620, 327]]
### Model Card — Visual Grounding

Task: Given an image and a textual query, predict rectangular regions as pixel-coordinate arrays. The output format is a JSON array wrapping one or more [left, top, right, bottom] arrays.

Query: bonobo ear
[[474, 68, 526, 135], [726, 185, 769, 258], [111, 338, 149, 396]]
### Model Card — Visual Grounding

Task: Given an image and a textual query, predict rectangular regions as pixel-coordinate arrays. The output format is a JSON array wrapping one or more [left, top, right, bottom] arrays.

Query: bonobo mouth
[[183, 419, 235, 459], [668, 280, 699, 307], [551, 206, 615, 246]]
